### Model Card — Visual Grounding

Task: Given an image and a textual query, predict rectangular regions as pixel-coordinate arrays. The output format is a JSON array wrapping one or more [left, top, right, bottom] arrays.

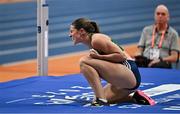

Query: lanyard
[[151, 25, 166, 48]]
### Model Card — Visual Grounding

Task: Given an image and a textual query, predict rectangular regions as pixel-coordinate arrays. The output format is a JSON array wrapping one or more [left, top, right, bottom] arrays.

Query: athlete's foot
[[133, 90, 155, 105], [91, 98, 109, 106]]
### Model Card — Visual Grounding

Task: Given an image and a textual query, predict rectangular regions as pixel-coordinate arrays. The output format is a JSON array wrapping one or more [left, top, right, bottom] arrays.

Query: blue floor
[[0, 68, 180, 113], [0, 0, 180, 64]]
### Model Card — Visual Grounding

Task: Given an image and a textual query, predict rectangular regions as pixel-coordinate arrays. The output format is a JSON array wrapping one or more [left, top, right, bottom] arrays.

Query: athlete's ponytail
[[90, 21, 100, 33]]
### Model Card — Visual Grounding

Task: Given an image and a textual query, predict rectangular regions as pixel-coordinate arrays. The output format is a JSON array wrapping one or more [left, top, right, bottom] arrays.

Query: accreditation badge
[[150, 48, 160, 60]]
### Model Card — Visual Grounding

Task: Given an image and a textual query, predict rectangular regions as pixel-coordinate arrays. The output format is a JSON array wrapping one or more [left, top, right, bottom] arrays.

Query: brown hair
[[71, 18, 100, 33]]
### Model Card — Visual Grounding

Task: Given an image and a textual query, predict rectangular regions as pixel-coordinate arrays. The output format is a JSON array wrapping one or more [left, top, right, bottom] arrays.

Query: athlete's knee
[[79, 57, 89, 73], [79, 56, 86, 67], [79, 56, 91, 66]]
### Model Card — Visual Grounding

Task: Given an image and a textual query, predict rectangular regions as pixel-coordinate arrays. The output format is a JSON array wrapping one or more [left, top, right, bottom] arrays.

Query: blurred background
[[0, 0, 180, 81]]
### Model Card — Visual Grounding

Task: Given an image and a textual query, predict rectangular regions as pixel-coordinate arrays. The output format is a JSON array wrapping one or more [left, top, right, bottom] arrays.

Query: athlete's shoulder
[[91, 33, 110, 50]]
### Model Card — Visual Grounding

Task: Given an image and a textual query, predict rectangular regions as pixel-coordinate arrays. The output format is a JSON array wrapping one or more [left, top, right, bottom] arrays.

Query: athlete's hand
[[89, 49, 99, 58]]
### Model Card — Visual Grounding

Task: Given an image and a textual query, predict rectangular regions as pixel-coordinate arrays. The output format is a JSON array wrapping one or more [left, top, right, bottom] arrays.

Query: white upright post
[[37, 0, 49, 76]]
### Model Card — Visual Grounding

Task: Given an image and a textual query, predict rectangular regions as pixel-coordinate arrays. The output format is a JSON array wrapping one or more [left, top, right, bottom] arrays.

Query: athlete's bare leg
[[103, 83, 134, 103], [79, 55, 137, 103]]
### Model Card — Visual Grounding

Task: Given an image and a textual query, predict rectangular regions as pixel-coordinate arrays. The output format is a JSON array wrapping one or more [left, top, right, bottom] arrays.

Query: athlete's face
[[69, 25, 82, 45]]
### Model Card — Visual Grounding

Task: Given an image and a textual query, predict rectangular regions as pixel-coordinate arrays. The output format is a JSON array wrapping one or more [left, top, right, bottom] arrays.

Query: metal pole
[[37, 0, 49, 76]]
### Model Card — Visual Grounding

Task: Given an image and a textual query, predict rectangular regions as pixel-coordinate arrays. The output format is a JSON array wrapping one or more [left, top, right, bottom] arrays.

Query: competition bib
[[150, 48, 160, 60]]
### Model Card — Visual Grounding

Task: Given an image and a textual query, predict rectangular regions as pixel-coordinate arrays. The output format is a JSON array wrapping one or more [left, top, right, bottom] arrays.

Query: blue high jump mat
[[0, 68, 180, 114]]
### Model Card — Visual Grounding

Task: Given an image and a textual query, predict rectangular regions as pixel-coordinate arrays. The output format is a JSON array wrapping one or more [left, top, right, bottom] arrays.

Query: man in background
[[135, 4, 180, 68]]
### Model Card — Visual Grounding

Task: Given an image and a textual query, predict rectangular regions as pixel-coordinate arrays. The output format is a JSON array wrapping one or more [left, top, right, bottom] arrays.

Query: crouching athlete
[[69, 18, 155, 106]]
